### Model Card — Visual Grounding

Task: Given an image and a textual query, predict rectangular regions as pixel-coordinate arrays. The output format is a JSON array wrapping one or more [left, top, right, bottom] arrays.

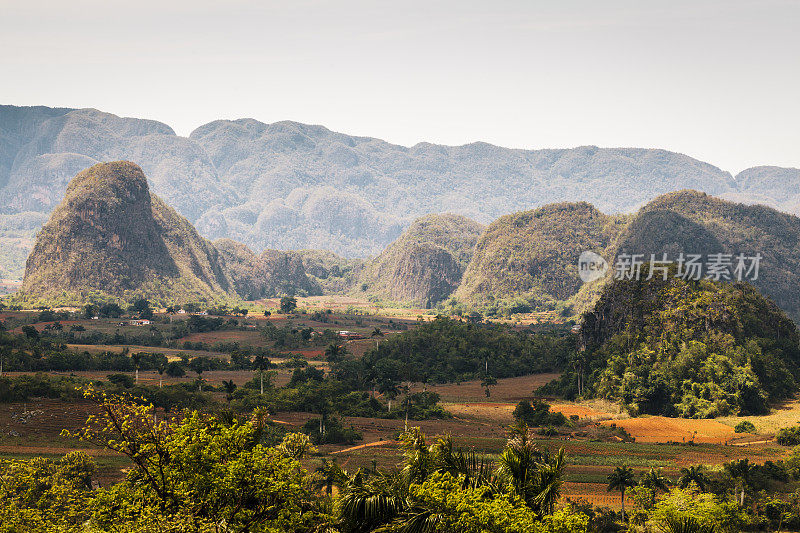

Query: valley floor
[[1, 371, 791, 508]]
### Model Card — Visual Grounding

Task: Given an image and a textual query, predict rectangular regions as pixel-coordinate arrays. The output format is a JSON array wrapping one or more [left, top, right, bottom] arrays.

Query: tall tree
[[677, 465, 710, 491], [370, 327, 384, 348], [253, 355, 268, 395], [724, 458, 754, 506], [280, 296, 298, 314], [189, 358, 210, 392], [325, 343, 346, 365], [640, 467, 671, 505], [222, 379, 237, 404], [131, 352, 142, 385], [607, 466, 636, 521]]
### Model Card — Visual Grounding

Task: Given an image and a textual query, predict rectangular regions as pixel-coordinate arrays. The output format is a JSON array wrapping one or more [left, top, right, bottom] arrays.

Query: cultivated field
[[0, 307, 796, 510]]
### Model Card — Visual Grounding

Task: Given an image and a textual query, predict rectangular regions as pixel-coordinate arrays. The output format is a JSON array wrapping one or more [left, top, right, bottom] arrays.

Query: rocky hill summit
[[359, 214, 484, 307], [20, 162, 235, 305]]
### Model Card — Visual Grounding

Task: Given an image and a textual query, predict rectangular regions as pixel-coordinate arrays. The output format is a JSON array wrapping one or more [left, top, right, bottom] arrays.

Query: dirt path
[[331, 440, 396, 454]]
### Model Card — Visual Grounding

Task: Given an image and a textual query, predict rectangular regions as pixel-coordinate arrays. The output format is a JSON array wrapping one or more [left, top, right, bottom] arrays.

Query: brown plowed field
[[601, 416, 739, 444]]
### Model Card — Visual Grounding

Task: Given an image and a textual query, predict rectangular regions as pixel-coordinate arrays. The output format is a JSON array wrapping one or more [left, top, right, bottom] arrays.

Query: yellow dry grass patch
[[444, 402, 516, 423], [549, 403, 608, 419], [444, 400, 610, 423], [717, 399, 800, 434]]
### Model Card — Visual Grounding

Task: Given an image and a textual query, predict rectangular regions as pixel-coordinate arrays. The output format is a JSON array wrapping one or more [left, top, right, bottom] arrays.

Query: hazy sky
[[2, 0, 798, 173]]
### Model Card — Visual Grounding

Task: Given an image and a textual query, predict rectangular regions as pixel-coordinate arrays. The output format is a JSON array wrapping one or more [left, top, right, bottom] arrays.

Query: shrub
[[777, 425, 800, 446], [107, 373, 134, 388], [165, 361, 185, 377], [513, 399, 568, 427], [734, 420, 756, 433]]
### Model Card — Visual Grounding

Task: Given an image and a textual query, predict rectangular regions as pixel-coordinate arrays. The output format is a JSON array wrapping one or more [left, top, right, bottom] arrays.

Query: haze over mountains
[[2, 104, 800, 280]]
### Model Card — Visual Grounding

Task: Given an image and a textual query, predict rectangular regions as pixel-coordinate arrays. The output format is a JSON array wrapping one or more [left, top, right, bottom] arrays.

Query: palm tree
[[494, 422, 541, 509], [678, 465, 710, 492], [370, 327, 384, 348], [534, 447, 566, 514], [337, 470, 407, 532], [378, 378, 400, 412], [336, 425, 568, 532], [429, 435, 495, 491], [325, 343, 346, 364], [157, 363, 165, 388], [399, 427, 433, 485], [724, 458, 754, 506], [222, 379, 236, 404], [607, 466, 636, 521], [640, 467, 671, 505], [131, 352, 142, 385], [493, 423, 568, 515], [338, 430, 489, 532], [659, 515, 716, 533], [253, 354, 268, 395]]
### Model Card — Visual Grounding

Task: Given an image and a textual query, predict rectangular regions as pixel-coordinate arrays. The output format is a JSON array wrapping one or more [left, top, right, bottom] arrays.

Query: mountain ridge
[[2, 104, 799, 280]]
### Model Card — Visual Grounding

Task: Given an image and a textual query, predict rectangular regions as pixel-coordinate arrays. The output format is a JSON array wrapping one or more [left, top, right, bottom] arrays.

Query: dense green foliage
[[549, 272, 800, 417], [3, 391, 800, 531], [331, 424, 584, 532], [0, 373, 85, 402], [512, 400, 569, 428], [777, 426, 800, 446], [360, 316, 574, 384]]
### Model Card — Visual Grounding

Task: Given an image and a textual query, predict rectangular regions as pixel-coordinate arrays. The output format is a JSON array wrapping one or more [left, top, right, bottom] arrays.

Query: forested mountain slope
[[546, 272, 800, 418], [455, 192, 800, 322]]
